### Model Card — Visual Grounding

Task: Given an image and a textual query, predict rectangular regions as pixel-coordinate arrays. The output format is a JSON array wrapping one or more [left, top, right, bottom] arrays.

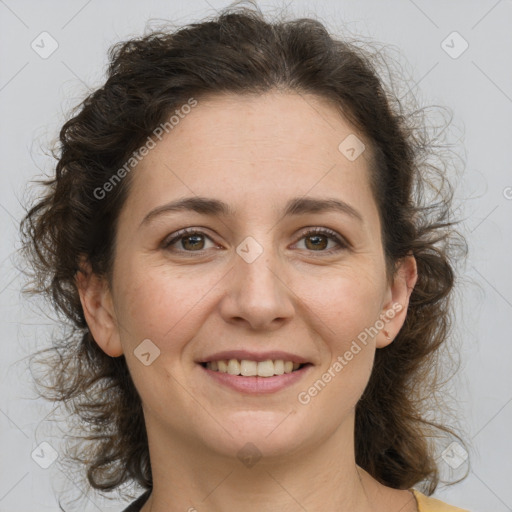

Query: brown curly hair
[[19, 0, 468, 501]]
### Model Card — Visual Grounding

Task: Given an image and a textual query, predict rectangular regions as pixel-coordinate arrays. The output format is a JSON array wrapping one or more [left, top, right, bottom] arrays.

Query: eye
[[162, 226, 349, 255], [293, 227, 349, 254], [162, 228, 218, 254]]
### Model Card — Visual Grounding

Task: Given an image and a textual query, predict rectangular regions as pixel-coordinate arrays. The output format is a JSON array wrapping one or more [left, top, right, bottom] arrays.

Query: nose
[[218, 241, 295, 331]]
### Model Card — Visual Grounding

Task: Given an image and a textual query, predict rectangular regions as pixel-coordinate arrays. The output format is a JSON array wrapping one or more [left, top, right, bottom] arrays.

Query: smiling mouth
[[199, 359, 310, 377]]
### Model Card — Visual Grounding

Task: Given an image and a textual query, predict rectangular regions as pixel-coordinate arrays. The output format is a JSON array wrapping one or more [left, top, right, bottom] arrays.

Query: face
[[79, 92, 416, 463]]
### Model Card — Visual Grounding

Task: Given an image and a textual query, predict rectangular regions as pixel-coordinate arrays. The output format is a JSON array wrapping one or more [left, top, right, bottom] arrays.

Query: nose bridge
[[235, 232, 282, 296], [219, 231, 294, 329]]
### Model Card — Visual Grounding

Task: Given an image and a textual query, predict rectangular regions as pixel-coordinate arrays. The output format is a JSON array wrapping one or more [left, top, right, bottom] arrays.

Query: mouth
[[199, 359, 311, 377], [197, 353, 314, 394]]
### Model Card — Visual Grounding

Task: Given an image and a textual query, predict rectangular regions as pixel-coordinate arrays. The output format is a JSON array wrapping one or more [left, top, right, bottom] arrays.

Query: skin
[[77, 91, 418, 512]]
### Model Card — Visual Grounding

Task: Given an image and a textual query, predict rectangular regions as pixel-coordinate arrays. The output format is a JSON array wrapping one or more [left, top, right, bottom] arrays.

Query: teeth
[[227, 359, 240, 375], [257, 360, 275, 377], [273, 360, 284, 375], [240, 360, 257, 376], [205, 359, 304, 377]]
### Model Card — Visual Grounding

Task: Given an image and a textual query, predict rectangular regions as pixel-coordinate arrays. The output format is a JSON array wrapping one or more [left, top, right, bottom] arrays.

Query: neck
[[141, 414, 377, 512]]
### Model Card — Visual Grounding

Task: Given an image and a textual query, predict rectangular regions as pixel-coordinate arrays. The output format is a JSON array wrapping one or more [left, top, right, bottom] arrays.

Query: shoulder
[[412, 489, 470, 512], [121, 490, 151, 512]]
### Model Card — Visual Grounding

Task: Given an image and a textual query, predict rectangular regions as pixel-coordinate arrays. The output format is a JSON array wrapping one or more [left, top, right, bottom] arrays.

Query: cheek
[[114, 261, 218, 350], [295, 269, 383, 403], [302, 267, 385, 344], [114, 266, 214, 418]]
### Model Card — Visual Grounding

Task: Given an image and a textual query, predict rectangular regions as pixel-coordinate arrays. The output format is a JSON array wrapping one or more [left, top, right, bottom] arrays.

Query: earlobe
[[75, 262, 124, 357], [376, 254, 418, 349]]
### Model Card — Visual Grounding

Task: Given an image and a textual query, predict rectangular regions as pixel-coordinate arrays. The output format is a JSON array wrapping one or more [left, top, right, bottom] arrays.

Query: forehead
[[172, 91, 363, 160], [120, 91, 377, 224]]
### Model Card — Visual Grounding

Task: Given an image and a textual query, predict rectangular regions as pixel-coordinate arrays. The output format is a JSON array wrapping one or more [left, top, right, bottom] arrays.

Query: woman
[[20, 3, 470, 511]]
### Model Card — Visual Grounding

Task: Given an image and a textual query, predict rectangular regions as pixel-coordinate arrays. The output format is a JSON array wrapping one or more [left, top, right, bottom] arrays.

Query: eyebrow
[[140, 196, 363, 228]]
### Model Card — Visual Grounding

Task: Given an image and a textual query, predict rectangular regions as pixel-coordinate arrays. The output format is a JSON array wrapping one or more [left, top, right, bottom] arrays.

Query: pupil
[[306, 235, 327, 250], [184, 235, 204, 250]]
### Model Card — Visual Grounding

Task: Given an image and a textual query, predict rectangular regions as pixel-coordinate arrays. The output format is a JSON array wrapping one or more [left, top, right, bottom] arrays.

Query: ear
[[376, 254, 418, 349], [75, 259, 123, 357]]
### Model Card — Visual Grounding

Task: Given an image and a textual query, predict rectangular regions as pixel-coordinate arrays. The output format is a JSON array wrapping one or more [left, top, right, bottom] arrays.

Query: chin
[[194, 409, 317, 462]]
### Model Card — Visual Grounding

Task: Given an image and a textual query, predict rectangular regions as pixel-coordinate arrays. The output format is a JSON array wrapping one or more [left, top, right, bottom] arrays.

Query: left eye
[[294, 228, 347, 252], [162, 227, 347, 254]]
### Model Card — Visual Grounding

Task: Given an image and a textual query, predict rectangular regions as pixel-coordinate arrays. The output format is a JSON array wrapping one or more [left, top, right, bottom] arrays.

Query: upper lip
[[197, 350, 311, 364]]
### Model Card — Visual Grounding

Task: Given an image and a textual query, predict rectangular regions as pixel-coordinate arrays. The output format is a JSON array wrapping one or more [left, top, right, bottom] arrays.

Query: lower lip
[[199, 364, 313, 394]]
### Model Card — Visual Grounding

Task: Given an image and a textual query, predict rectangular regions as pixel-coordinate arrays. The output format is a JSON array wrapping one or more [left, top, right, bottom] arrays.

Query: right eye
[[161, 228, 220, 254]]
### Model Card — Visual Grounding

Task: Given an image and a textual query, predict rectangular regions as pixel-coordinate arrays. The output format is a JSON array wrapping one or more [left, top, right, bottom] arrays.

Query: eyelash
[[161, 227, 349, 256]]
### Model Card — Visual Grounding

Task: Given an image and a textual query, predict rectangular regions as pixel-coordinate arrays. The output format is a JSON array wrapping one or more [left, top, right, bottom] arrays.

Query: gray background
[[1, 1, 511, 511]]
